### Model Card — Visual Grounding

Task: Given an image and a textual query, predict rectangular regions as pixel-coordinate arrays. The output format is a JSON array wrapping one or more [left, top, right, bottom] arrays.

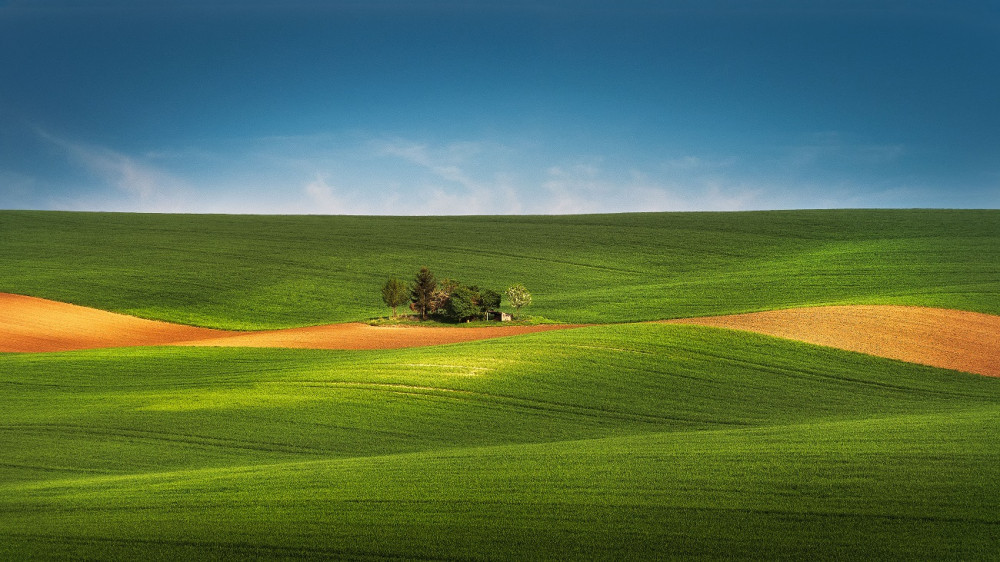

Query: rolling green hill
[[2, 324, 999, 559], [2, 209, 998, 329], [2, 210, 998, 559]]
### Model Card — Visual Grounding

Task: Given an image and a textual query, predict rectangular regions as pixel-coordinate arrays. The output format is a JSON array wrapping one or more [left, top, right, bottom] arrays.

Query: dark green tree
[[479, 288, 501, 320], [410, 267, 437, 320], [444, 284, 481, 323], [380, 277, 409, 318]]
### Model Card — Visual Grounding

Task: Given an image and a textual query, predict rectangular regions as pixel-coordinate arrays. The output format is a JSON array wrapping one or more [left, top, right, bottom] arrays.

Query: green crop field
[[2, 209, 999, 559], [2, 209, 998, 328]]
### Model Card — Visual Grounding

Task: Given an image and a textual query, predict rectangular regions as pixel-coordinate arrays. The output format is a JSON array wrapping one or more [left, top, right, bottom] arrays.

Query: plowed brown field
[[0, 293, 228, 352], [666, 305, 1000, 378], [4, 293, 997, 377], [0, 293, 581, 352]]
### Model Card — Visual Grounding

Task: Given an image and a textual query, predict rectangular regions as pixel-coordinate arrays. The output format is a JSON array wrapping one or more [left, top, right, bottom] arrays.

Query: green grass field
[[2, 209, 998, 328], [2, 210, 999, 559]]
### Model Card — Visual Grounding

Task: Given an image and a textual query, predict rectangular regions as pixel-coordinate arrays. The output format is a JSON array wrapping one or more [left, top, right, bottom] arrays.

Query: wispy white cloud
[[35, 129, 193, 212], [378, 140, 486, 191], [541, 163, 611, 214], [303, 174, 349, 213], [372, 138, 524, 214], [15, 129, 957, 215], [298, 172, 505, 216], [299, 173, 400, 215], [540, 160, 764, 213], [295, 138, 775, 215]]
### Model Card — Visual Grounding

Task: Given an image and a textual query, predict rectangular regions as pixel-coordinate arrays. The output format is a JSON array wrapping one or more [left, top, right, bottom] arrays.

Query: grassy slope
[[1, 209, 998, 328], [5, 415, 996, 560], [2, 210, 998, 558], [2, 324, 999, 559]]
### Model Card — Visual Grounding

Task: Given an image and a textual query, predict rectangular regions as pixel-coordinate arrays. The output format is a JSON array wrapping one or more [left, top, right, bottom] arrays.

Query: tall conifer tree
[[410, 267, 437, 320]]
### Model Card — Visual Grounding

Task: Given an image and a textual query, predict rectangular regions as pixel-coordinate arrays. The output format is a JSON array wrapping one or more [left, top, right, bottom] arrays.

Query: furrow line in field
[[432, 244, 646, 275], [0, 533, 445, 561], [0, 424, 328, 456], [280, 381, 744, 427]]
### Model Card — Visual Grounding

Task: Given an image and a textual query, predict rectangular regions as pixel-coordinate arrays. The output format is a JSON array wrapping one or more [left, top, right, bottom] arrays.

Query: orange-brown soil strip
[[172, 323, 575, 350], [0, 293, 228, 352], [666, 305, 1000, 378], [0, 293, 580, 353]]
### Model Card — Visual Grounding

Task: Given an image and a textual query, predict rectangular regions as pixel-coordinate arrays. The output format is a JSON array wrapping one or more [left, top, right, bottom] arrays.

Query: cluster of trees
[[381, 267, 531, 322]]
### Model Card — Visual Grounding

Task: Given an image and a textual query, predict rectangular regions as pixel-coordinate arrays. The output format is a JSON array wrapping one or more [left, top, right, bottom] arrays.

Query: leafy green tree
[[479, 288, 501, 320], [410, 267, 437, 320], [380, 277, 409, 318], [429, 278, 460, 317], [506, 284, 532, 319], [444, 284, 481, 322]]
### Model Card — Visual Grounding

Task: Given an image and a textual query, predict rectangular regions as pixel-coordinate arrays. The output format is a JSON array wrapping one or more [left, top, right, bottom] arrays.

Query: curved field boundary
[[666, 305, 1000, 378], [0, 293, 581, 353], [172, 323, 581, 351], [0, 293, 227, 352]]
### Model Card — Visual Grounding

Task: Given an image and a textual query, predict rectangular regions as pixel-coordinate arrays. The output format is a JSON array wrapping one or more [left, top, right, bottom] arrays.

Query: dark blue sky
[[2, 0, 998, 213]]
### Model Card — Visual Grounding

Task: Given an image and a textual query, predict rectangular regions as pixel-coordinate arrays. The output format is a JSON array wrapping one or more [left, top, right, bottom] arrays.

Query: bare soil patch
[[0, 293, 227, 352], [171, 323, 578, 350], [666, 305, 1000, 378], [0, 293, 580, 353]]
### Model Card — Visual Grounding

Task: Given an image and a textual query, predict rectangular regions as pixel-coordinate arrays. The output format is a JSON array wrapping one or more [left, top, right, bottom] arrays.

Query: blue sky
[[1, 0, 998, 214]]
